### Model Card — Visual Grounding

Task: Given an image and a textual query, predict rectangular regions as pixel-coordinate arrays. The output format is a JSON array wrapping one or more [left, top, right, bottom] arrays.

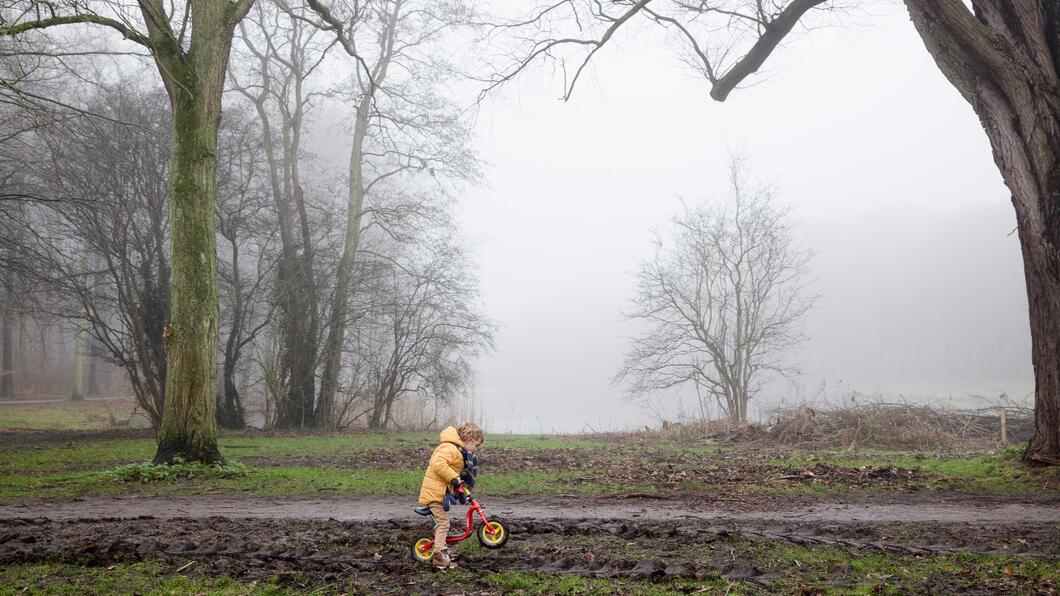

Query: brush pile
[[631, 401, 1035, 449], [763, 401, 1033, 449]]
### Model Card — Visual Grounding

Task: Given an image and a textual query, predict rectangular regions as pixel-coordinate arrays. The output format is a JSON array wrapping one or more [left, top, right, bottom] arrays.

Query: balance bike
[[410, 486, 510, 562]]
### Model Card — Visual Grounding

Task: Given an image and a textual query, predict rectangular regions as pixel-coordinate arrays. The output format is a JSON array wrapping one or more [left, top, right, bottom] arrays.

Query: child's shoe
[[432, 549, 456, 570]]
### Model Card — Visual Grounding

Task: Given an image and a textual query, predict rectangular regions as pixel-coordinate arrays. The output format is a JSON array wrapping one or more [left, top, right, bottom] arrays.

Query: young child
[[418, 422, 485, 570]]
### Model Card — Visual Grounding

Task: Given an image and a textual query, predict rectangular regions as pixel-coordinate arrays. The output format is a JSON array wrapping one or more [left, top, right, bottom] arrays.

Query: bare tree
[[340, 209, 494, 430], [23, 85, 172, 425], [215, 106, 275, 428], [1, 0, 257, 463], [616, 158, 813, 423], [230, 0, 330, 428], [488, 0, 1060, 464], [304, 0, 480, 427]]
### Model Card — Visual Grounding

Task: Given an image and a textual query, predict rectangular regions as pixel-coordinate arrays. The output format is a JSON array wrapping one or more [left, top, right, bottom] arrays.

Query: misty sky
[[448, 2, 1032, 432]]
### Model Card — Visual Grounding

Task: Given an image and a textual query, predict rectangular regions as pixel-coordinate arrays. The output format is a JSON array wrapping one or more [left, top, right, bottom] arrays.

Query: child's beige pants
[[428, 502, 449, 552]]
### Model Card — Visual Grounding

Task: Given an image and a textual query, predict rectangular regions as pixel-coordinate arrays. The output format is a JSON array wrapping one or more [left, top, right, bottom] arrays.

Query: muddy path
[[2, 511, 1057, 594], [3, 494, 1060, 525]]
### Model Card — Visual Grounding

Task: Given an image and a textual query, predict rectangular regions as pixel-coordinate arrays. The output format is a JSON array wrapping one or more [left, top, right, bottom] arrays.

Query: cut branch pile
[[627, 401, 1035, 449], [761, 402, 1034, 449]]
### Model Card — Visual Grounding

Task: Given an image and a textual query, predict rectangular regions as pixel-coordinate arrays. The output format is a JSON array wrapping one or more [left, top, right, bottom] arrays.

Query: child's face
[[463, 439, 479, 452]]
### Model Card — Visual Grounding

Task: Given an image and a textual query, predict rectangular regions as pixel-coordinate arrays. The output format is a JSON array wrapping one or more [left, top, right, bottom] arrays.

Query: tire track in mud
[[1, 515, 1055, 586]]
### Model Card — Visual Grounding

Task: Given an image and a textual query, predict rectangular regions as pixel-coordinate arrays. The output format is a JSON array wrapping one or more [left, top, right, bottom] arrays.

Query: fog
[[455, 3, 1032, 432], [1, 1, 1034, 434]]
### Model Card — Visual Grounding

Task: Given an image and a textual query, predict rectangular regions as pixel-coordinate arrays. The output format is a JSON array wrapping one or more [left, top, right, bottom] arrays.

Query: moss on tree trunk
[[150, 1, 249, 464], [154, 92, 223, 464]]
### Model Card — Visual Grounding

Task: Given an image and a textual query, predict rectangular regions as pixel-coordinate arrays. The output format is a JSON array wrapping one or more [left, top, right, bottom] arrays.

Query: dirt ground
[[2, 506, 1057, 594]]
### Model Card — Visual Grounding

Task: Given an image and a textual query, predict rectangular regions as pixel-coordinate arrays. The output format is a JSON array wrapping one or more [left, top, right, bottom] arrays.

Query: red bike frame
[[419, 488, 499, 553]]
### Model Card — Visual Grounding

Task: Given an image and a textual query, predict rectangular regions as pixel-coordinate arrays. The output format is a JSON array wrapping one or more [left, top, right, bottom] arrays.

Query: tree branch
[[709, 0, 827, 101], [0, 14, 151, 48]]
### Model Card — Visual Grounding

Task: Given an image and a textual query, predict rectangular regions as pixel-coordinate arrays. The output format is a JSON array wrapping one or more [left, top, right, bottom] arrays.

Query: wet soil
[[238, 445, 943, 494], [1, 510, 1056, 594], [3, 494, 1060, 524]]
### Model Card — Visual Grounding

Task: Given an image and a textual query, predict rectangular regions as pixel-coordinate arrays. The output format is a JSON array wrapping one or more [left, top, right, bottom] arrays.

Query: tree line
[[0, 0, 1056, 466], [0, 1, 493, 451]]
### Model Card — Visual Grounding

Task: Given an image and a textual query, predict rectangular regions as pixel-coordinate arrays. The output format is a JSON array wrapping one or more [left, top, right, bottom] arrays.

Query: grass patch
[[107, 458, 251, 482], [2, 427, 1056, 502], [0, 398, 141, 431], [480, 571, 733, 595], [0, 439, 155, 473], [767, 444, 1060, 493], [0, 560, 295, 595], [0, 433, 613, 474], [0, 465, 624, 502], [758, 542, 1060, 593]]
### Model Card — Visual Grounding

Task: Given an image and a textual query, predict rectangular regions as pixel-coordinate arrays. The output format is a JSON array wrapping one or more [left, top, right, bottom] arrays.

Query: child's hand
[[450, 478, 461, 489]]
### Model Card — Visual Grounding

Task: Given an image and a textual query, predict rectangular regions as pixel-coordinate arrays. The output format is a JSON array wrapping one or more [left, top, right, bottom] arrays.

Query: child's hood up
[[439, 426, 463, 447]]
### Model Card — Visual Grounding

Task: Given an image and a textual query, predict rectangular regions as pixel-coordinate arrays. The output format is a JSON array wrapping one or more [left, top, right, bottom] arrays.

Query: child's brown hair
[[457, 422, 485, 445]]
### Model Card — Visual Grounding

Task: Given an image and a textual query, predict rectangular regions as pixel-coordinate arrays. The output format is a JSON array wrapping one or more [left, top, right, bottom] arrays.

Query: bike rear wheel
[[410, 533, 435, 562]]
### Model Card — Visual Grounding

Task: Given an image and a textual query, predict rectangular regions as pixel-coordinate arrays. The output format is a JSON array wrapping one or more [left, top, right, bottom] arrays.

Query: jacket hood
[[439, 426, 463, 447]]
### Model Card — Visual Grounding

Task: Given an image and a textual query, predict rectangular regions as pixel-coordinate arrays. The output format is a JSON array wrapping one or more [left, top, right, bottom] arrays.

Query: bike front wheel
[[476, 518, 509, 549]]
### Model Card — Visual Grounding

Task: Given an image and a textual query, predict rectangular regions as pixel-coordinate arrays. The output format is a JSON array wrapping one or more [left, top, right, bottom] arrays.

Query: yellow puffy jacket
[[418, 426, 464, 505]]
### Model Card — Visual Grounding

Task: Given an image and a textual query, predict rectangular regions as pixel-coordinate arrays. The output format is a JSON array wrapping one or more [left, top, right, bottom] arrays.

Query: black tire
[[476, 517, 510, 549], [410, 532, 435, 563]]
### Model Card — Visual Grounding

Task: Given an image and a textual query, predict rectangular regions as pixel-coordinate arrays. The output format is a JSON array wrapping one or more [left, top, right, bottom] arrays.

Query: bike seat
[[413, 506, 432, 516]]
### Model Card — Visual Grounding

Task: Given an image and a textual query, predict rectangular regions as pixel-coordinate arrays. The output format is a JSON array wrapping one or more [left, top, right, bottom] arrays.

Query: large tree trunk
[[905, 0, 1060, 464], [151, 1, 245, 464], [154, 91, 224, 463], [1018, 209, 1060, 464]]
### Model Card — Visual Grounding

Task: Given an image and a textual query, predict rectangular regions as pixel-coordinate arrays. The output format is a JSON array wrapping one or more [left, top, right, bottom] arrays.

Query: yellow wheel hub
[[481, 522, 505, 545], [413, 538, 434, 562]]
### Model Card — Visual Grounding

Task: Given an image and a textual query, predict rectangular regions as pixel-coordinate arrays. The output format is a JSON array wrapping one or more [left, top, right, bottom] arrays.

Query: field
[[1, 398, 1058, 594]]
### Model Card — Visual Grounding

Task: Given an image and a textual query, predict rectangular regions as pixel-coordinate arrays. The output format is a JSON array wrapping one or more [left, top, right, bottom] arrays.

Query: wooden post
[[999, 406, 1008, 446]]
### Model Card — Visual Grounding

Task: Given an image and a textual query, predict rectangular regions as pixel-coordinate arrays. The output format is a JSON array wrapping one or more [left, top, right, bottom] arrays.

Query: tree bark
[[905, 0, 1060, 464], [152, 1, 251, 464]]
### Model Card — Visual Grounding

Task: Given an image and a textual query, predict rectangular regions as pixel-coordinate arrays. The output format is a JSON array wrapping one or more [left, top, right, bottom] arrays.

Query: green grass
[[766, 445, 1059, 493], [2, 421, 1056, 502], [0, 439, 155, 473], [758, 542, 1060, 594], [0, 399, 140, 431], [0, 561, 297, 595], [479, 571, 733, 595], [0, 433, 608, 474], [0, 464, 633, 502]]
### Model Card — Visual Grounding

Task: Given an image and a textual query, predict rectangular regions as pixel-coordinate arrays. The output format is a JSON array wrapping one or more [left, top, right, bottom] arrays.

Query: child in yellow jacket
[[419, 422, 484, 570]]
